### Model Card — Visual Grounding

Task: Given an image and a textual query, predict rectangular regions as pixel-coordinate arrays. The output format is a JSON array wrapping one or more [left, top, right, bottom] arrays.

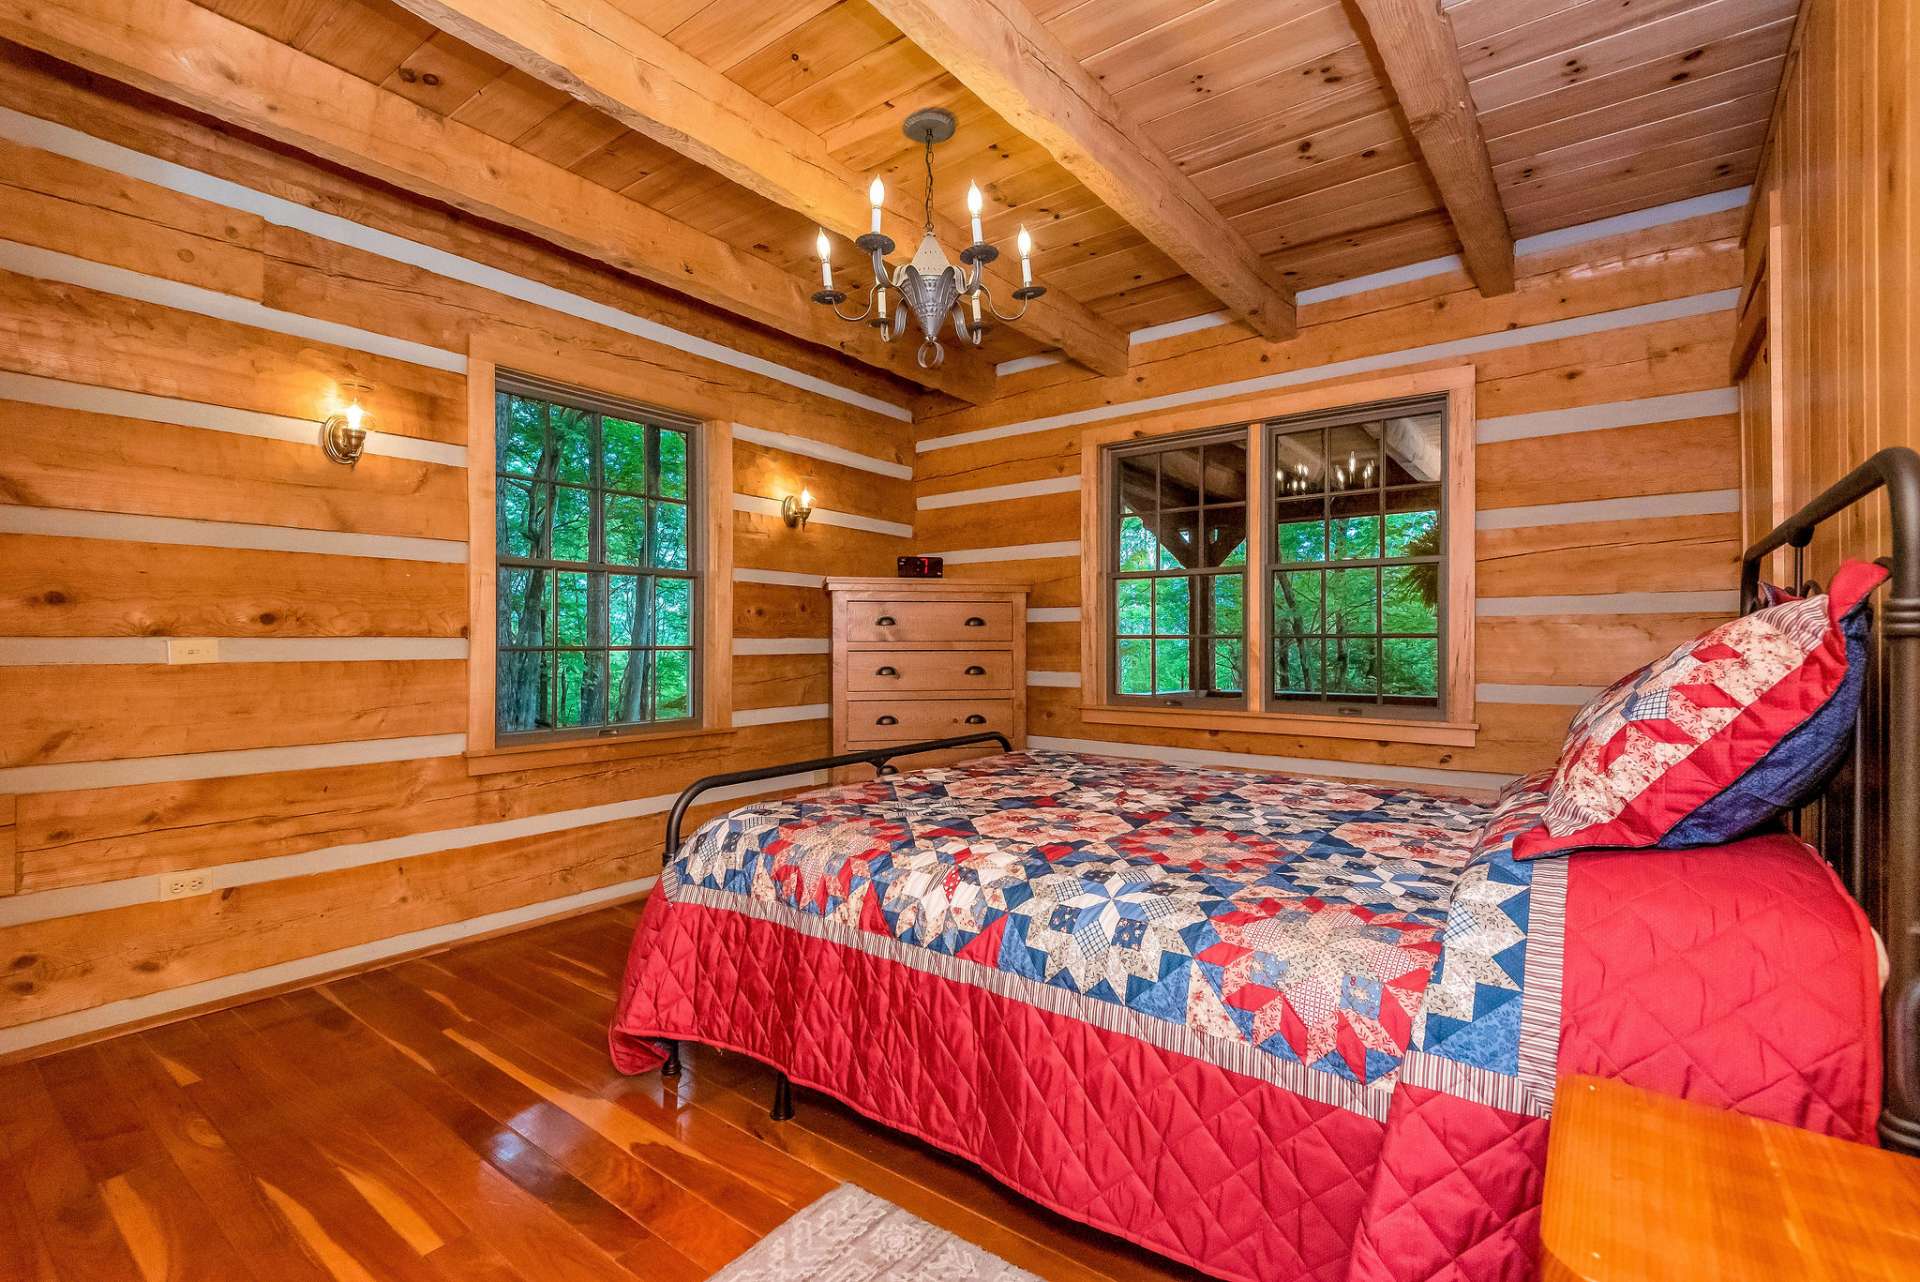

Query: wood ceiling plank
[[1456, 0, 1709, 83], [448, 66, 572, 141], [390, 0, 1123, 377], [774, 36, 946, 134], [1499, 119, 1765, 206], [568, 128, 679, 193], [1477, 16, 1793, 142], [1265, 210, 1460, 291], [869, 0, 1297, 339], [1492, 96, 1771, 189], [674, 0, 839, 71], [1349, 0, 1515, 294], [1504, 149, 1756, 236], [723, 2, 897, 103], [2, 0, 993, 402], [1164, 64, 1388, 178], [1216, 135, 1419, 224], [1466, 0, 1796, 114], [1105, 3, 1358, 125], [1484, 53, 1783, 165], [1239, 168, 1441, 257], [1194, 102, 1403, 206], [1086, 0, 1340, 99], [286, 0, 435, 83], [379, 29, 508, 116], [1037, 0, 1207, 63], [508, 98, 627, 170]]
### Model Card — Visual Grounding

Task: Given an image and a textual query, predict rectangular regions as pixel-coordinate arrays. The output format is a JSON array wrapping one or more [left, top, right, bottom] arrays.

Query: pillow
[[1514, 560, 1888, 859]]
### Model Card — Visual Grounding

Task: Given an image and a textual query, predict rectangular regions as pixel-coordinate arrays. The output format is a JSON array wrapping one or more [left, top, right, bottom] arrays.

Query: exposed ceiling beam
[[0, 0, 1000, 405], [390, 0, 1130, 378], [1348, 0, 1516, 296], [867, 0, 1298, 343]]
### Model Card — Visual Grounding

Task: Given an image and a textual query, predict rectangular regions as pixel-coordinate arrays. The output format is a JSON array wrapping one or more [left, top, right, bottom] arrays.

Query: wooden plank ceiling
[[179, 0, 1792, 372]]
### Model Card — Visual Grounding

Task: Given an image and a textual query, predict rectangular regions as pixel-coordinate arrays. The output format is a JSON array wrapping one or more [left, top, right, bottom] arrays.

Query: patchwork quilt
[[610, 751, 1877, 1282]]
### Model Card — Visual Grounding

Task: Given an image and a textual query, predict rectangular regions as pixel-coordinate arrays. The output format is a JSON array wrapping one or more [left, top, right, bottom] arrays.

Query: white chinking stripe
[[1027, 607, 1081, 623], [0, 239, 467, 373], [0, 106, 910, 422], [917, 477, 1080, 510], [0, 770, 825, 930], [1512, 187, 1750, 255], [0, 371, 469, 468], [1479, 590, 1740, 616], [733, 567, 825, 588], [731, 424, 910, 480], [1296, 255, 1465, 305], [731, 703, 831, 726], [0, 734, 468, 795], [1475, 488, 1740, 530], [0, 505, 466, 563], [0, 637, 467, 665], [1477, 683, 1602, 705], [931, 540, 1082, 564], [1476, 388, 1740, 443], [1031, 736, 1515, 792], [732, 493, 912, 539], [732, 637, 831, 656], [1026, 671, 1078, 687], [0, 877, 662, 1056], [995, 353, 1064, 376], [923, 290, 1740, 453], [1130, 311, 1233, 345]]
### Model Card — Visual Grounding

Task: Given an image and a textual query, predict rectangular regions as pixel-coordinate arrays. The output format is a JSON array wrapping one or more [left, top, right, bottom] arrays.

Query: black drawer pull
[[876, 665, 898, 677], [875, 615, 896, 627], [964, 616, 986, 627], [964, 714, 987, 725], [964, 665, 986, 676], [876, 715, 898, 726]]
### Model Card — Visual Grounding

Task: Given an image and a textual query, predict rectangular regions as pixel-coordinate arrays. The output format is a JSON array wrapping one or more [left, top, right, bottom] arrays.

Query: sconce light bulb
[[815, 229, 831, 261], [800, 488, 813, 508], [344, 401, 365, 433], [966, 182, 982, 215], [1016, 225, 1032, 258]]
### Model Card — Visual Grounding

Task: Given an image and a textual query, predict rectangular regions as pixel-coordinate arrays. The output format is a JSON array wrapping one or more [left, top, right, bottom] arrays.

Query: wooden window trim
[[1078, 365, 1477, 747], [465, 338, 734, 775]]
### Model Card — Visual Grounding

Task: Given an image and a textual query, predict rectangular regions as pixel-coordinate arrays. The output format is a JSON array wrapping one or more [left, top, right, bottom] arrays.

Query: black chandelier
[[811, 108, 1045, 369]]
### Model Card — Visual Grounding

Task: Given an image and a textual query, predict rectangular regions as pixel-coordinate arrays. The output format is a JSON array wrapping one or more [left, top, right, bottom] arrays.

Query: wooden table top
[[1542, 1076, 1920, 1282]]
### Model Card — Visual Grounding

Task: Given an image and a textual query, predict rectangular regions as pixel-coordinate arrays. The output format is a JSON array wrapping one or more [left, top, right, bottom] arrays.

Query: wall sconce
[[321, 382, 373, 466], [782, 488, 814, 530]]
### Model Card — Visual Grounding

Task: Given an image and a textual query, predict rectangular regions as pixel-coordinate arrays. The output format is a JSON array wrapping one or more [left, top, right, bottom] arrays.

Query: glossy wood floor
[[0, 902, 1205, 1282]]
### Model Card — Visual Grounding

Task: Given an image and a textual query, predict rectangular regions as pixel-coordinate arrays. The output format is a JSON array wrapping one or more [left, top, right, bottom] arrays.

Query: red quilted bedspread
[[609, 758, 1879, 1282]]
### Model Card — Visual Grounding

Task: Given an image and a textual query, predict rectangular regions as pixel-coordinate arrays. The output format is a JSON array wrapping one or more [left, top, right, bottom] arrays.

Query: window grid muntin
[[1267, 398, 1447, 717], [1108, 428, 1250, 706], [495, 378, 701, 742]]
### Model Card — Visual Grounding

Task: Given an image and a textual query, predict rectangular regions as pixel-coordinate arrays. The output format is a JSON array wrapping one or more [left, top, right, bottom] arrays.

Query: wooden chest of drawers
[[826, 578, 1029, 775]]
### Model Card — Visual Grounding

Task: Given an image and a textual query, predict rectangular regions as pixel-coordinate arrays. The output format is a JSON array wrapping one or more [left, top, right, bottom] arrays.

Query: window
[[1110, 433, 1249, 705], [1082, 369, 1475, 745], [1270, 399, 1445, 713], [493, 373, 701, 742]]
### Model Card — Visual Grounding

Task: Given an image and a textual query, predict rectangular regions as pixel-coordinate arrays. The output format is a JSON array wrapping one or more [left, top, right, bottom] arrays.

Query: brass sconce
[[782, 488, 814, 530], [321, 382, 373, 466]]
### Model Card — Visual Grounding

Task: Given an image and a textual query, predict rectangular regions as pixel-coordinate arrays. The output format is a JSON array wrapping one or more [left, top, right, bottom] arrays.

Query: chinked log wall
[[913, 199, 1747, 789], [0, 52, 918, 1055]]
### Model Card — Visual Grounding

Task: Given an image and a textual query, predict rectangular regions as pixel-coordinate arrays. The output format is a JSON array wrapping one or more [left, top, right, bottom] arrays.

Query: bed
[[608, 448, 1918, 1282]]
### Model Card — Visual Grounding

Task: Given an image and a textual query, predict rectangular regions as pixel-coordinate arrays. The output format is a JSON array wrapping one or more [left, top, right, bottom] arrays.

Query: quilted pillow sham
[[1514, 560, 1888, 860]]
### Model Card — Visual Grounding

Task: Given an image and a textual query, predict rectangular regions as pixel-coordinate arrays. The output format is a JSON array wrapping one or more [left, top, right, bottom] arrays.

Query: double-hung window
[[493, 372, 703, 743], [1086, 370, 1475, 745]]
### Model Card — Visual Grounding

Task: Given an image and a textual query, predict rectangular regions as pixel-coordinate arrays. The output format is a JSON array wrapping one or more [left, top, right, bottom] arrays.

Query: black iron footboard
[[1738, 446, 1920, 1153], [651, 730, 1013, 1112]]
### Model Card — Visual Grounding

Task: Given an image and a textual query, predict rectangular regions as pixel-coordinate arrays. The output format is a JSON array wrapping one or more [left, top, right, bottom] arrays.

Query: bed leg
[[660, 1039, 681, 1078], [770, 1072, 794, 1121]]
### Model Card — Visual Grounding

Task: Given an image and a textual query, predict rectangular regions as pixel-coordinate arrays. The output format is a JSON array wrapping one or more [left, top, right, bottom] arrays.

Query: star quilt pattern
[[665, 750, 1563, 1115]]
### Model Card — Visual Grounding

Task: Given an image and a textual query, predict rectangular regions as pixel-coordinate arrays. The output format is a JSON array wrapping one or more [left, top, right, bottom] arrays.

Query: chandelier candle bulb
[[816, 229, 832, 289], [1017, 225, 1033, 286], [869, 177, 884, 234], [967, 181, 984, 244]]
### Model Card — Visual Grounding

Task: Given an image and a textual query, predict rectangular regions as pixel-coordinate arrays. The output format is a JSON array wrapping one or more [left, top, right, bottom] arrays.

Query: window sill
[[465, 723, 736, 775], [1080, 703, 1479, 748]]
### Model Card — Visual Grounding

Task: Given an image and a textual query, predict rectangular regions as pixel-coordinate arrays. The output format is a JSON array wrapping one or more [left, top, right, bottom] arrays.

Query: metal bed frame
[[649, 448, 1919, 1149], [1737, 446, 1919, 1154]]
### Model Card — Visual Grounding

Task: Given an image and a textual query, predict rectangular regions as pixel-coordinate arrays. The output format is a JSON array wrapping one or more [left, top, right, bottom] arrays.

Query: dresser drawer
[[843, 698, 1015, 742], [845, 599, 1014, 642], [846, 650, 1013, 693]]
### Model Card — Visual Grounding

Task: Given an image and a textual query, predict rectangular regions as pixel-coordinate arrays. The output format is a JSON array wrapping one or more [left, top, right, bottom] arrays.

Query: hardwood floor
[[0, 902, 1206, 1282]]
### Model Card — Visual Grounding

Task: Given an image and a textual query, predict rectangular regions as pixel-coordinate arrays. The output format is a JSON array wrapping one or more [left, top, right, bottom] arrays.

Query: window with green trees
[[1111, 433, 1250, 705], [494, 375, 699, 740], [1105, 394, 1449, 719], [1271, 399, 1446, 714]]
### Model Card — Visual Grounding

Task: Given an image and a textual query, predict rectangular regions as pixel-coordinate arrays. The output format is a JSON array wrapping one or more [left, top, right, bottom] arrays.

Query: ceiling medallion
[[811, 107, 1045, 370]]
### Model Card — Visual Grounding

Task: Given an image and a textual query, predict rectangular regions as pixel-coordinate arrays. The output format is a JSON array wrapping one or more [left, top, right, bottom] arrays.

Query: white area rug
[[708, 1183, 1041, 1281]]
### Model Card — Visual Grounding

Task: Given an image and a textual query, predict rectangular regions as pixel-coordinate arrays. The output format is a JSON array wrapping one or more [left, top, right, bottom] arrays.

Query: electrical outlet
[[159, 869, 213, 900], [167, 638, 219, 665]]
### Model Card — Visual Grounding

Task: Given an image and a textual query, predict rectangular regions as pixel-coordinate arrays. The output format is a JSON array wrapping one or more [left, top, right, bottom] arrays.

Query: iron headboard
[[1737, 445, 1920, 1153]]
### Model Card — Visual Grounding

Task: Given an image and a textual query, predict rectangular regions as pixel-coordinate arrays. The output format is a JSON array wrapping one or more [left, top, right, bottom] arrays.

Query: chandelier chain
[[922, 136, 936, 233]]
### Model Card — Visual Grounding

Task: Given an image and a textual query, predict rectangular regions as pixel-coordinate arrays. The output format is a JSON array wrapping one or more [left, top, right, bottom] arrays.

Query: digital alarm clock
[[896, 555, 944, 578]]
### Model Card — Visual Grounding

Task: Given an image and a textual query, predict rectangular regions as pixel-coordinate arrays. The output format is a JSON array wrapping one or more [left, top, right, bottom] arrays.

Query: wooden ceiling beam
[[867, 0, 1298, 343], [0, 0, 1000, 405], [387, 0, 1129, 378], [1348, 0, 1516, 296]]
